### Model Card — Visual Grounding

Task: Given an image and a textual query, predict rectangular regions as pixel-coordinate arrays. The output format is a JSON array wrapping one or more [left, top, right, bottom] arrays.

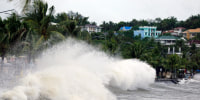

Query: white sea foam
[[0, 38, 156, 100], [193, 74, 200, 82]]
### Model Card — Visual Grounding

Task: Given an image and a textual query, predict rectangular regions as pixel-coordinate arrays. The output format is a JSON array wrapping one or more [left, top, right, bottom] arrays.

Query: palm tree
[[166, 54, 181, 78], [24, 0, 53, 39], [0, 17, 7, 63], [0, 14, 26, 63], [24, 0, 64, 44], [103, 37, 118, 54], [8, 0, 64, 63], [54, 12, 82, 37], [54, 13, 69, 23], [8, 0, 33, 11], [131, 42, 144, 58], [21, 0, 65, 62], [61, 20, 81, 37]]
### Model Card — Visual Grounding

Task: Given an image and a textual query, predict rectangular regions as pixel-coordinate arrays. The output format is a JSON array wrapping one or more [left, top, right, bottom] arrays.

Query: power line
[[3, 12, 12, 15], [0, 9, 15, 14]]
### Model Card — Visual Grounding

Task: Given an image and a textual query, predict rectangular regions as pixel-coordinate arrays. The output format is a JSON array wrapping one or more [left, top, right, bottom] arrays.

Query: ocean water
[[113, 77, 200, 100], [0, 38, 199, 100]]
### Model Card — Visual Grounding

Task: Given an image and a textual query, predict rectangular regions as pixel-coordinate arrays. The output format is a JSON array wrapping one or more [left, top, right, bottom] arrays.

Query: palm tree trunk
[[1, 53, 5, 65], [1, 48, 6, 64]]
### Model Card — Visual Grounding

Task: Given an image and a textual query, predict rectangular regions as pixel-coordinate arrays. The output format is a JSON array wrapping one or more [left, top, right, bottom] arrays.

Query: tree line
[[100, 15, 200, 32]]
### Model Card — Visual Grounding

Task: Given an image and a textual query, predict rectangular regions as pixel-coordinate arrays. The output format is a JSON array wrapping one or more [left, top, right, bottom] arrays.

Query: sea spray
[[0, 38, 156, 100], [193, 74, 200, 81]]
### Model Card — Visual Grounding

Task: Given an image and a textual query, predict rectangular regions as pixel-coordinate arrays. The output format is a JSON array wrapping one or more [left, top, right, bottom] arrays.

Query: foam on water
[[192, 74, 200, 83], [0, 38, 156, 100], [178, 74, 200, 85]]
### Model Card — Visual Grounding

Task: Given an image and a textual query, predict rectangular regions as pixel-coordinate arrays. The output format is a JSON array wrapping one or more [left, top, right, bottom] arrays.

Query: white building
[[163, 27, 186, 36], [80, 24, 102, 33], [155, 36, 180, 45], [174, 27, 185, 34]]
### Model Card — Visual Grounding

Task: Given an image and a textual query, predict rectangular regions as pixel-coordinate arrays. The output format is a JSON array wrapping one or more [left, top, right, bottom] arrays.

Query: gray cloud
[[47, 0, 200, 24], [1, 0, 200, 24]]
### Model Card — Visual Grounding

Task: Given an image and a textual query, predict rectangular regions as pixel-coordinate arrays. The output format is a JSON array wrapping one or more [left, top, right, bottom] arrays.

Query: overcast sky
[[1, 0, 200, 24]]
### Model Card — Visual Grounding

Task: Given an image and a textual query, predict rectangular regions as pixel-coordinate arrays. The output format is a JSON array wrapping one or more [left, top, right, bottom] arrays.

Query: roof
[[120, 26, 132, 30], [139, 26, 157, 28], [183, 28, 200, 33], [156, 36, 180, 40]]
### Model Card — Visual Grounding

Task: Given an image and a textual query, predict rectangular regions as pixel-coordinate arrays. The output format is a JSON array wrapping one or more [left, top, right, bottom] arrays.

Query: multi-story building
[[80, 24, 102, 33], [155, 36, 183, 58], [182, 28, 200, 39], [173, 27, 186, 35], [162, 27, 186, 36], [155, 36, 180, 45], [134, 26, 162, 38]]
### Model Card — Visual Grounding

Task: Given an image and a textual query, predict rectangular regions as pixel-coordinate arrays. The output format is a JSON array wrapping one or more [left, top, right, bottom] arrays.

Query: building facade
[[162, 27, 186, 36], [155, 36, 180, 45], [182, 28, 200, 39], [173, 27, 186, 35], [80, 24, 102, 33], [155, 36, 183, 57], [134, 26, 161, 38]]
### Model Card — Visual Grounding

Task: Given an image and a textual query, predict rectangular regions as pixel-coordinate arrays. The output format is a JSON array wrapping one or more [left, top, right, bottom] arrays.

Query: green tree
[[120, 42, 133, 58], [58, 20, 81, 37], [54, 12, 90, 26], [78, 31, 91, 42], [184, 15, 200, 29], [24, 0, 55, 40], [159, 17, 177, 31], [22, 0, 65, 62], [9, 0, 33, 11], [0, 14, 26, 63], [53, 13, 69, 23], [131, 42, 144, 58], [103, 36, 118, 55], [166, 54, 181, 78], [24, 0, 64, 42]]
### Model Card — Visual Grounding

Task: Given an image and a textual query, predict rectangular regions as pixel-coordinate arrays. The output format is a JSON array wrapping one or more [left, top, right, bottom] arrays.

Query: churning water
[[0, 38, 155, 100], [114, 75, 200, 100], [1, 38, 200, 100]]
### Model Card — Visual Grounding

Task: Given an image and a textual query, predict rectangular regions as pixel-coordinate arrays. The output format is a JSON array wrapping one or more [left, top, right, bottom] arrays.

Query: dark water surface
[[113, 79, 200, 100]]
